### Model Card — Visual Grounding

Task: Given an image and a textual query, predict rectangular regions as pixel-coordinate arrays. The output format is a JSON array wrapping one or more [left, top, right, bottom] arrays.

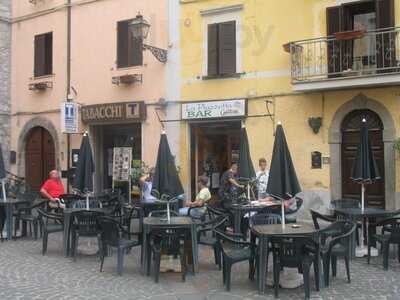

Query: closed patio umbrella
[[266, 123, 301, 228], [350, 118, 380, 212], [0, 146, 6, 201], [238, 125, 255, 200], [151, 131, 184, 222], [350, 118, 380, 257], [73, 132, 95, 209]]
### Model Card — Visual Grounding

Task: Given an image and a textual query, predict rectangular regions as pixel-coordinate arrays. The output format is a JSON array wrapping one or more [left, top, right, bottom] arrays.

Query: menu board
[[112, 147, 132, 182]]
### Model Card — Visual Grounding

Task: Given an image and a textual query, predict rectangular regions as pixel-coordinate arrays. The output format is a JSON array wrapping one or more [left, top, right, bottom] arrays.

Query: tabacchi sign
[[182, 99, 246, 120], [81, 101, 145, 124]]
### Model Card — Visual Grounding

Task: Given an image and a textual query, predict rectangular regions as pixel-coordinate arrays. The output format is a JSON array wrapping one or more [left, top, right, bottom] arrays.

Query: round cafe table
[[333, 207, 398, 258], [251, 222, 320, 294]]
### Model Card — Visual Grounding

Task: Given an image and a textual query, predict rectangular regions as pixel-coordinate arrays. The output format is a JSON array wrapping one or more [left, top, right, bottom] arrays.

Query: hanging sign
[[182, 99, 246, 120], [112, 147, 132, 182], [61, 102, 79, 133]]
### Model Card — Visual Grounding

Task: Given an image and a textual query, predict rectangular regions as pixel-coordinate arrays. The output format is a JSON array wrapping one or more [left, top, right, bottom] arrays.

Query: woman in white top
[[139, 171, 157, 203]]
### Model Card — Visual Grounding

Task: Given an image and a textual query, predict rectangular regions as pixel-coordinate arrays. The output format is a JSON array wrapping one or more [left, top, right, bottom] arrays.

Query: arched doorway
[[341, 109, 385, 208], [25, 127, 56, 191]]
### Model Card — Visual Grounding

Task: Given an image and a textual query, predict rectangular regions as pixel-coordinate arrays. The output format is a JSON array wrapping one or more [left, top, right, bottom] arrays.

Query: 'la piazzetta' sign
[[182, 99, 246, 120]]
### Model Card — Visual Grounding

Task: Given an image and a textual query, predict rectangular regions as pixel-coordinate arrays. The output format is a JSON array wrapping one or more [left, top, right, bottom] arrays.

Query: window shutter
[[117, 21, 129, 68], [44, 33, 53, 76], [218, 21, 236, 75], [326, 6, 342, 36], [376, 0, 395, 69], [376, 0, 394, 29], [207, 23, 218, 76], [326, 6, 343, 76], [130, 35, 143, 66], [34, 34, 46, 77]]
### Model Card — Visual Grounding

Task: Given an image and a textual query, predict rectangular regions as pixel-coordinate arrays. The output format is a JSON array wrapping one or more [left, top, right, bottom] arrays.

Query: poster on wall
[[112, 147, 132, 182], [211, 173, 220, 189]]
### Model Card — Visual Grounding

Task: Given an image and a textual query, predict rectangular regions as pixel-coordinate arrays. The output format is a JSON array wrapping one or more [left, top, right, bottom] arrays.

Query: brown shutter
[[326, 6, 344, 76], [376, 0, 395, 29], [34, 34, 46, 77], [44, 33, 53, 75], [117, 21, 129, 68], [376, 0, 395, 69], [207, 23, 218, 76], [130, 34, 143, 66], [218, 21, 236, 75], [326, 6, 342, 35]]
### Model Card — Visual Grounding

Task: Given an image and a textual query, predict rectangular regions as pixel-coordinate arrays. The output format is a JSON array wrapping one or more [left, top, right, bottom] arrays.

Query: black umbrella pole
[[268, 193, 287, 228], [1, 180, 6, 201]]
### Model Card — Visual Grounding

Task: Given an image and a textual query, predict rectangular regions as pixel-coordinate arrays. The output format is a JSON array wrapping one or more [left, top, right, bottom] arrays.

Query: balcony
[[286, 27, 400, 92]]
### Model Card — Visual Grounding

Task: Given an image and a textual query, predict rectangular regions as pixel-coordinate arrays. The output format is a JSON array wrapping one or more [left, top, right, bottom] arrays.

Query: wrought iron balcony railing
[[287, 27, 400, 83]]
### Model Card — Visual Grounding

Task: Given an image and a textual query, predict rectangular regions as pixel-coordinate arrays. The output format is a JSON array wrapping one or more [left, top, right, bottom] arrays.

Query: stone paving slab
[[0, 234, 400, 299]]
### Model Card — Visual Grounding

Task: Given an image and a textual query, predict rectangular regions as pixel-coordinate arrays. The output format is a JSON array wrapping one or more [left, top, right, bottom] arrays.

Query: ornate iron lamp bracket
[[143, 44, 168, 63]]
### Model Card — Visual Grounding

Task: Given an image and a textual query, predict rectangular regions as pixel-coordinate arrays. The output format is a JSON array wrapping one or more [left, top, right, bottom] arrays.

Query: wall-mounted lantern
[[129, 13, 168, 63]]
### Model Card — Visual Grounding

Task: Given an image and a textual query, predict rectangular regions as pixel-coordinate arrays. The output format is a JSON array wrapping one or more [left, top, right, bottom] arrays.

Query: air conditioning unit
[[112, 74, 143, 86]]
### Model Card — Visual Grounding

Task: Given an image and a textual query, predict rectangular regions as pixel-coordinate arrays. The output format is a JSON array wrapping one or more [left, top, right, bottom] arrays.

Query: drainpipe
[[66, 0, 72, 192]]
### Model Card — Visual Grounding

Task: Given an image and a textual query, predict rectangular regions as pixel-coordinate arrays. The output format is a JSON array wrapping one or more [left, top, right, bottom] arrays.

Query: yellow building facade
[[178, 0, 400, 211]]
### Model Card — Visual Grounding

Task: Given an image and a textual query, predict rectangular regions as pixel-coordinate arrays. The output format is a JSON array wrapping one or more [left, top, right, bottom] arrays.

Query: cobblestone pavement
[[0, 234, 400, 300]]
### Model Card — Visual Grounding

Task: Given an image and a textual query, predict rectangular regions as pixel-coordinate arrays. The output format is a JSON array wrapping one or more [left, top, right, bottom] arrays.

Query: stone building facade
[[0, 0, 11, 170]]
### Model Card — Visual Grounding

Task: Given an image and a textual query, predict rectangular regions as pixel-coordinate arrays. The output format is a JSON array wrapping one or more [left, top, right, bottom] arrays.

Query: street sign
[[61, 102, 79, 133]]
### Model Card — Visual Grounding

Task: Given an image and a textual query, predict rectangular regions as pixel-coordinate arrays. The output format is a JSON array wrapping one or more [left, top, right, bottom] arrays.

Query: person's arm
[[139, 175, 147, 186], [191, 190, 209, 207], [40, 187, 55, 202], [228, 177, 243, 188], [259, 196, 274, 202], [191, 198, 205, 207]]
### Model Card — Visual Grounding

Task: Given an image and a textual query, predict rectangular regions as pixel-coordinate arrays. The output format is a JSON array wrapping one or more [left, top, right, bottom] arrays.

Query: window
[[117, 19, 143, 68], [207, 21, 236, 77], [326, 0, 395, 72], [34, 32, 52, 77]]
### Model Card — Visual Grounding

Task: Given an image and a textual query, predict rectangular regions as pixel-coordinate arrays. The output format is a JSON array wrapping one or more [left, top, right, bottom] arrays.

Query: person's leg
[[179, 207, 190, 216], [189, 208, 204, 219]]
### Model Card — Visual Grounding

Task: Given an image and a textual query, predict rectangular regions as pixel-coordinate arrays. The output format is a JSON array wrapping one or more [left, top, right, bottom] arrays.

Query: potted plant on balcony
[[282, 42, 303, 53], [334, 29, 365, 41]]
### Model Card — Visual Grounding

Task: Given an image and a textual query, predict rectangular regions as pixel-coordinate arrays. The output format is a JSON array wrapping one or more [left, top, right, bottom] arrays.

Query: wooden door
[[25, 127, 55, 191], [341, 109, 385, 208]]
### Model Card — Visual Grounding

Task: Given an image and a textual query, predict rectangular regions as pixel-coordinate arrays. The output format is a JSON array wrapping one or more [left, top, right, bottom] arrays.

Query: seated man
[[40, 170, 65, 209], [179, 176, 211, 218]]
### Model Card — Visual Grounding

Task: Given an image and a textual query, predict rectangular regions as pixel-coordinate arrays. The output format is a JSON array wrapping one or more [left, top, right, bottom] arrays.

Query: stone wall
[[0, 0, 11, 171]]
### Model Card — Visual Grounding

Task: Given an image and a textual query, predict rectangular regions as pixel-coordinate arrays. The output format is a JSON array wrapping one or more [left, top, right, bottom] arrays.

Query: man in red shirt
[[40, 170, 65, 209]]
